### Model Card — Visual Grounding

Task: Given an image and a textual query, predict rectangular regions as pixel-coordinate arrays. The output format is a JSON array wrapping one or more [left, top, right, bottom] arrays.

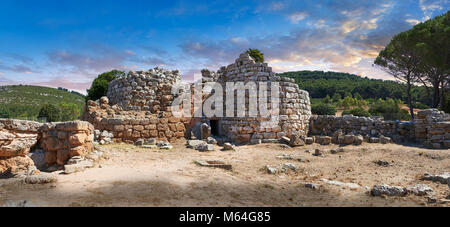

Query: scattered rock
[[201, 123, 211, 140], [380, 136, 391, 144], [24, 172, 57, 184], [276, 154, 292, 160], [426, 196, 437, 204], [187, 140, 206, 148], [321, 179, 361, 189], [222, 143, 235, 151], [265, 166, 278, 174], [157, 142, 173, 150], [374, 160, 391, 167], [406, 184, 434, 196], [422, 173, 450, 184], [370, 185, 407, 197], [369, 137, 380, 143], [64, 156, 94, 174], [354, 135, 363, 145], [195, 160, 232, 170], [280, 136, 290, 144], [206, 137, 217, 144], [282, 163, 297, 171], [289, 134, 305, 147], [303, 182, 320, 190], [305, 137, 314, 145], [313, 149, 323, 156], [135, 139, 144, 146], [195, 143, 214, 152]]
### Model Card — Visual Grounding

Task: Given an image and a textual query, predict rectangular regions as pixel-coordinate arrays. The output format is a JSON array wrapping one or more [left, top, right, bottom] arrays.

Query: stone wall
[[309, 115, 414, 139], [37, 121, 94, 166], [82, 98, 190, 143], [309, 109, 450, 149], [107, 67, 181, 112], [0, 119, 42, 175], [414, 109, 450, 149]]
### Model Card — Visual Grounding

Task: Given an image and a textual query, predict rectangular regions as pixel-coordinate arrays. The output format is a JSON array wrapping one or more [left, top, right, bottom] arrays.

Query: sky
[[0, 0, 448, 94]]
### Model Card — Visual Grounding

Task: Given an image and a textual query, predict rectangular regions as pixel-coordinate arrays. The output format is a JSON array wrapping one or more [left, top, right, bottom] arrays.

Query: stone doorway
[[210, 120, 220, 136]]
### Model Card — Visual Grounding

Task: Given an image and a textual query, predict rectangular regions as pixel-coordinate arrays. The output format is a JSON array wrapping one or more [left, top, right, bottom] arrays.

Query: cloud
[[46, 44, 130, 76], [406, 18, 421, 25], [0, 62, 38, 74], [177, 0, 416, 81], [419, 0, 447, 20], [289, 12, 308, 24]]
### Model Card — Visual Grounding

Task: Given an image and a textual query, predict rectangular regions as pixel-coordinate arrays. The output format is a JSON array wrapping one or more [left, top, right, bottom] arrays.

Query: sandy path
[[0, 142, 449, 207]]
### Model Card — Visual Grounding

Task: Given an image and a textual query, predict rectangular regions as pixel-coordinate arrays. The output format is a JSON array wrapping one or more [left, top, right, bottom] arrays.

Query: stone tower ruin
[[83, 52, 312, 144], [200, 52, 311, 143]]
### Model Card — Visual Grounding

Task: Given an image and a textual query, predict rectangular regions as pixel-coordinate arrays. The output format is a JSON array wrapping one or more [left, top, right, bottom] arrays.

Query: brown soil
[[0, 141, 449, 207]]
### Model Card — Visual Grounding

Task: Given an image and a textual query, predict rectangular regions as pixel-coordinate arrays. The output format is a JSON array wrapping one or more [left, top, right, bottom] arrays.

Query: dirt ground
[[1, 141, 449, 207]]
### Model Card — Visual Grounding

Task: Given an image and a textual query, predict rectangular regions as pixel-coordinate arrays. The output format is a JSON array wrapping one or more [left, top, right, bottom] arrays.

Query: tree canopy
[[86, 70, 125, 102], [374, 11, 449, 117], [246, 48, 265, 63]]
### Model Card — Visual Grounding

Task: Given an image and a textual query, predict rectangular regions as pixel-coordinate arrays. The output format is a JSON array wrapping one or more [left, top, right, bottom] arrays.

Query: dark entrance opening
[[210, 120, 220, 136]]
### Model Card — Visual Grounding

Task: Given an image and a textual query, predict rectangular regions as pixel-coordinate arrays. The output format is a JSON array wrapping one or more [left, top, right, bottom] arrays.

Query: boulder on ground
[[354, 135, 363, 145], [206, 137, 217, 144], [370, 185, 407, 196], [343, 135, 354, 145], [187, 140, 206, 148], [289, 134, 305, 147], [305, 137, 314, 144], [406, 184, 434, 196], [222, 143, 235, 151], [24, 172, 57, 184], [201, 123, 211, 140], [380, 136, 391, 144], [422, 173, 450, 184], [195, 143, 214, 152]]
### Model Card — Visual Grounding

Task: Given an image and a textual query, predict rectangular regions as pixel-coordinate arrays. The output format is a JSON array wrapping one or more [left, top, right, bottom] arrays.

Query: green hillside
[[278, 70, 431, 108], [0, 85, 85, 121]]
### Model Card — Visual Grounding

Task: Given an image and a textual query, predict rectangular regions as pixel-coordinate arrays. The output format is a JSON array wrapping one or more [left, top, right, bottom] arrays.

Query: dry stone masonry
[[82, 96, 190, 143], [0, 119, 94, 176], [107, 67, 181, 112], [203, 52, 311, 144], [0, 119, 42, 175], [38, 121, 94, 166], [309, 108, 449, 148], [414, 109, 450, 149]]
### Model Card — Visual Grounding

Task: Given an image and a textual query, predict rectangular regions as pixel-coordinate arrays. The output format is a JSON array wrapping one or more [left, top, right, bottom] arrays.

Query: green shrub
[[369, 98, 411, 121], [245, 48, 264, 63], [312, 103, 337, 115], [38, 104, 61, 122], [0, 109, 11, 118], [86, 70, 125, 102], [342, 107, 371, 117]]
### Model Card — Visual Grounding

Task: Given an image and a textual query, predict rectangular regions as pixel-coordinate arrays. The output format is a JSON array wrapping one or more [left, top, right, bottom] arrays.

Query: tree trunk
[[406, 74, 414, 120], [440, 79, 445, 110], [432, 79, 440, 108]]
